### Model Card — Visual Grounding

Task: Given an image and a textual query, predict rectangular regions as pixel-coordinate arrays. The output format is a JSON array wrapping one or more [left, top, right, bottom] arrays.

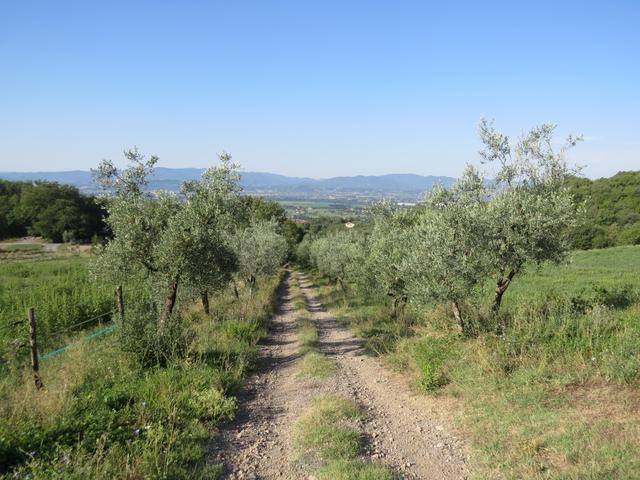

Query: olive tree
[[93, 149, 241, 327], [178, 153, 241, 313], [233, 219, 288, 296], [92, 149, 182, 328], [310, 230, 361, 296], [405, 166, 490, 333], [479, 120, 582, 331], [295, 233, 315, 269], [364, 202, 416, 320]]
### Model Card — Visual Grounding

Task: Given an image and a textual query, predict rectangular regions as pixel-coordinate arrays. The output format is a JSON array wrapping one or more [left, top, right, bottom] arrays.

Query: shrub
[[220, 318, 264, 344], [118, 306, 194, 368], [187, 387, 236, 421], [592, 284, 637, 309], [412, 337, 455, 391]]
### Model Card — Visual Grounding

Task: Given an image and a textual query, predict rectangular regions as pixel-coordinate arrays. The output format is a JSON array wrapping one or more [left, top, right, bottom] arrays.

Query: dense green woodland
[[568, 171, 640, 248], [0, 180, 106, 242], [0, 179, 304, 248]]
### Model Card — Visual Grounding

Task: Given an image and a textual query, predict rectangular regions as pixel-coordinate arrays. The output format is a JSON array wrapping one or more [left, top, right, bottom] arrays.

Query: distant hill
[[315, 174, 454, 192], [0, 169, 455, 194]]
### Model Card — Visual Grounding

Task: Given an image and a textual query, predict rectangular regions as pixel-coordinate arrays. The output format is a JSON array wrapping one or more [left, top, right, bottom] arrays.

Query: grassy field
[[279, 199, 368, 219], [504, 245, 640, 306], [311, 245, 640, 479], [0, 241, 48, 261], [0, 255, 117, 368]]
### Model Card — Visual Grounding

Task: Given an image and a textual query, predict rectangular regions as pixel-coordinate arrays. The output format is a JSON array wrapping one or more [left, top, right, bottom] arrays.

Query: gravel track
[[210, 272, 470, 479]]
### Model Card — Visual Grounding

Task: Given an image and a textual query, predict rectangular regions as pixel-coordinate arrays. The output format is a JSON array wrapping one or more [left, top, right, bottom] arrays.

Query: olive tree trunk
[[493, 269, 517, 335], [247, 274, 256, 297], [452, 301, 465, 333], [159, 280, 179, 331], [390, 295, 408, 323], [201, 290, 210, 315]]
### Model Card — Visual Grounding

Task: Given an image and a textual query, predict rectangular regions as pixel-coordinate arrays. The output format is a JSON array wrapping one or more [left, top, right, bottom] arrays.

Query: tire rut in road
[[209, 273, 307, 479]]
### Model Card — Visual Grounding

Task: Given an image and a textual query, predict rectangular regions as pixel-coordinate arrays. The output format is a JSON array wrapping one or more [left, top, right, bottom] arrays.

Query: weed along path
[[211, 272, 469, 479]]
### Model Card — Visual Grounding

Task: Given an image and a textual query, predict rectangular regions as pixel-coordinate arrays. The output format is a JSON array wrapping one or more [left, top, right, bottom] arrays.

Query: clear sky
[[1, 1, 638, 178]]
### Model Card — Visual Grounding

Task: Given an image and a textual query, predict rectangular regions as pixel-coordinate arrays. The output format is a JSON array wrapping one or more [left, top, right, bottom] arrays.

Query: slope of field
[[504, 245, 640, 306]]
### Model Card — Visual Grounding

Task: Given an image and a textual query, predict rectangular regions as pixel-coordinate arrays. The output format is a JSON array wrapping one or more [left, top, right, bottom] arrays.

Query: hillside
[[568, 171, 640, 248]]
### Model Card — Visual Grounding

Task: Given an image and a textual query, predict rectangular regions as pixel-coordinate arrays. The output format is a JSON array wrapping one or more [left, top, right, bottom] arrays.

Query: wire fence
[[0, 286, 126, 391], [38, 310, 117, 360], [45, 309, 116, 337], [0, 309, 118, 364]]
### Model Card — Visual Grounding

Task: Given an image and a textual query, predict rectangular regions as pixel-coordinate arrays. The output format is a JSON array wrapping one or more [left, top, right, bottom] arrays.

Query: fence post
[[27, 307, 44, 390], [115, 286, 125, 323]]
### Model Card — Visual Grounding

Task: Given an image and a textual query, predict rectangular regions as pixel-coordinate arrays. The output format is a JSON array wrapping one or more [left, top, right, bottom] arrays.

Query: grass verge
[[296, 350, 336, 379], [316, 459, 395, 480]]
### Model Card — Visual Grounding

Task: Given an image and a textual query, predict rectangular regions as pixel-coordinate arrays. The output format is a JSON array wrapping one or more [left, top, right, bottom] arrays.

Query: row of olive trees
[[305, 121, 582, 335], [91, 149, 288, 331]]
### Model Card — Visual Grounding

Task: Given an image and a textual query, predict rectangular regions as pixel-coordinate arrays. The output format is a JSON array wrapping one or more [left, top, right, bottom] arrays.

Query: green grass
[[297, 322, 319, 350], [290, 276, 336, 378], [293, 395, 394, 477], [0, 270, 283, 479], [290, 275, 308, 312], [290, 280, 393, 477], [504, 245, 640, 306], [294, 395, 362, 461], [296, 350, 336, 378], [0, 256, 119, 362], [310, 246, 640, 479], [296, 311, 319, 354], [316, 460, 395, 480]]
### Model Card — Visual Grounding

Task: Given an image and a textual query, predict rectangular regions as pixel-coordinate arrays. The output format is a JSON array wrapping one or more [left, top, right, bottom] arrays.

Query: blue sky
[[1, 1, 638, 178]]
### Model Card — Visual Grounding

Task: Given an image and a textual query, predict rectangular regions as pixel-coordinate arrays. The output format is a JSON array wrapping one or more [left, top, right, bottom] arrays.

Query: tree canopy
[[567, 171, 640, 249], [306, 120, 584, 335]]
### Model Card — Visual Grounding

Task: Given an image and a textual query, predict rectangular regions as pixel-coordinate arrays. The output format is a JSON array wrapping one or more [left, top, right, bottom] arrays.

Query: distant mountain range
[[0, 168, 456, 196]]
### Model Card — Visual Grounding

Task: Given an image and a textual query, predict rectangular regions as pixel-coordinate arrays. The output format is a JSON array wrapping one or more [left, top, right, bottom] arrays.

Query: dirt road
[[211, 272, 470, 479]]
